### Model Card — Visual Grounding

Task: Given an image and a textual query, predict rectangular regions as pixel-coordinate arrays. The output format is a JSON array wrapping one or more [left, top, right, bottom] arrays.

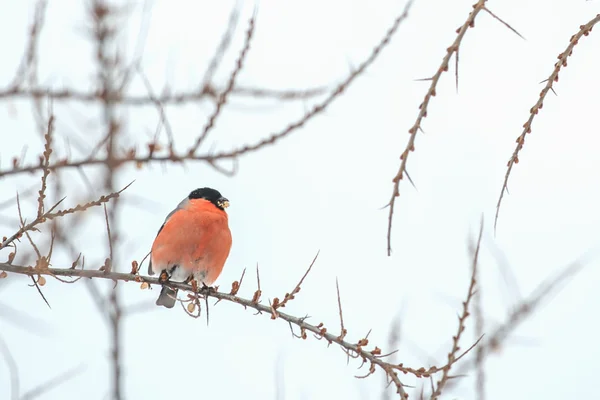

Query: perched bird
[[148, 187, 232, 308]]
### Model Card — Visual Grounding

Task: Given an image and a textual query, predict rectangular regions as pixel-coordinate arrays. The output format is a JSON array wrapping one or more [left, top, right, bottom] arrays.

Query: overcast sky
[[1, 0, 599, 399]]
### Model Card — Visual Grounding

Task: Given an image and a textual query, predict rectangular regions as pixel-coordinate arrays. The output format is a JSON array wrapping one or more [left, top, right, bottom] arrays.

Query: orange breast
[[150, 199, 232, 285]]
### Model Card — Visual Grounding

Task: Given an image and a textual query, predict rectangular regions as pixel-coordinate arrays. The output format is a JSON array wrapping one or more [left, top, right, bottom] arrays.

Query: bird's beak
[[217, 197, 230, 209]]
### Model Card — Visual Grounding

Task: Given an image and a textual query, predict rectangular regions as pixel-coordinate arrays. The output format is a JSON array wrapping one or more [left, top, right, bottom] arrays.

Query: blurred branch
[[90, 1, 124, 399], [200, 0, 241, 87], [0, 84, 329, 104], [19, 364, 86, 400], [10, 0, 48, 88], [0, 334, 19, 400], [192, 12, 256, 151], [0, 0, 414, 181]]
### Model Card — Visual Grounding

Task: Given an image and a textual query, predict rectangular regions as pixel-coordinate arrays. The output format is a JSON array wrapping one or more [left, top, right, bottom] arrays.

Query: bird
[[148, 187, 232, 308]]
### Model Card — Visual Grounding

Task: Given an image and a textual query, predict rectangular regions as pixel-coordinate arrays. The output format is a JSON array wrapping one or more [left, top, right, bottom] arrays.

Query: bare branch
[[200, 0, 241, 87], [271, 251, 319, 313], [0, 262, 456, 395], [386, 0, 489, 255], [0, 334, 19, 400], [20, 364, 86, 400], [9, 0, 48, 88], [430, 218, 484, 399], [191, 12, 257, 152], [495, 13, 600, 230], [0, 183, 132, 251]]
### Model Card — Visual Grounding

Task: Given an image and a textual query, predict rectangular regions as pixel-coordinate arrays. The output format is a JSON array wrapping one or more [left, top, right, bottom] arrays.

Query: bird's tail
[[156, 286, 178, 308]]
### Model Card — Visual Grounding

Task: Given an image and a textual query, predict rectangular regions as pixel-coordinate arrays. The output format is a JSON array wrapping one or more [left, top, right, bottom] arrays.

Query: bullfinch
[[148, 187, 232, 308]]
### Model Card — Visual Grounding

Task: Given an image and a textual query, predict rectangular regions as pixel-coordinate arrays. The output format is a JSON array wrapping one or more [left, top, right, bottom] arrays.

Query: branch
[[191, 12, 256, 151], [0, 1, 414, 181], [0, 183, 132, 251], [386, 0, 490, 256], [0, 85, 329, 104], [429, 218, 483, 399], [0, 262, 459, 397], [494, 13, 600, 230]]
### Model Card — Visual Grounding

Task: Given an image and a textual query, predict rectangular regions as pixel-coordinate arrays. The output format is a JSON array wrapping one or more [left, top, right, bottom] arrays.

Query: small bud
[[130, 260, 139, 274], [140, 282, 149, 290], [38, 276, 46, 286], [0, 271, 7, 279], [187, 303, 196, 313]]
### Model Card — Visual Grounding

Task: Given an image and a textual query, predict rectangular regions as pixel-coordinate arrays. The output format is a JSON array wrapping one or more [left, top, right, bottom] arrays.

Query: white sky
[[1, 0, 599, 399]]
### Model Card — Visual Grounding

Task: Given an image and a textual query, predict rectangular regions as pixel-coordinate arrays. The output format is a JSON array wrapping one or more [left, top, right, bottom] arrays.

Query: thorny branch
[[386, 0, 489, 256], [0, 184, 131, 252], [386, 1, 522, 255], [0, 85, 328, 104], [494, 13, 600, 230], [430, 219, 483, 400], [0, 262, 479, 399], [448, 253, 591, 392]]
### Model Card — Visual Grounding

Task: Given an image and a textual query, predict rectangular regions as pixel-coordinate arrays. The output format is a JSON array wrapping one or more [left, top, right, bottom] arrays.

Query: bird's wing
[[148, 196, 189, 275]]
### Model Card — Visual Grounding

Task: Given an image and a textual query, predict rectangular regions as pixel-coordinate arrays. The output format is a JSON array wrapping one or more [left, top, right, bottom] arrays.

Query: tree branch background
[[1, 0, 599, 399]]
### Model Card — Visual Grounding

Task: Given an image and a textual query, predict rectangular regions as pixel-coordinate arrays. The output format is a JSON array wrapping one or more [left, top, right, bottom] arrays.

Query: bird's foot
[[201, 283, 217, 294]]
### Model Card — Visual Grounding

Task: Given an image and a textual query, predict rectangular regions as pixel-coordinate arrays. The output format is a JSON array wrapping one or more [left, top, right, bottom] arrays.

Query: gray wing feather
[[147, 197, 190, 275]]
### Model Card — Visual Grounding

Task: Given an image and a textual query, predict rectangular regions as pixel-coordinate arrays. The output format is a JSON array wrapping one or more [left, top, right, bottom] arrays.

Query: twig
[[191, 12, 256, 152], [454, 253, 592, 381], [335, 277, 347, 342], [0, 334, 19, 400], [200, 0, 241, 86], [9, 0, 48, 88], [0, 262, 457, 395], [473, 242, 486, 400], [0, 85, 328, 104], [0, 1, 413, 181], [208, 0, 414, 163], [430, 218, 484, 399], [36, 110, 54, 218], [494, 13, 600, 230], [136, 67, 175, 150], [0, 183, 132, 251], [386, 0, 491, 256], [20, 364, 86, 400], [272, 251, 319, 312]]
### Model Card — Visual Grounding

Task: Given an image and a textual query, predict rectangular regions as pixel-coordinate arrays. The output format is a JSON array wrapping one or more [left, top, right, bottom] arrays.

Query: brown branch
[[0, 262, 458, 395], [191, 12, 256, 152], [271, 251, 319, 313], [9, 0, 48, 88], [386, 0, 489, 256], [0, 85, 328, 104], [452, 253, 591, 383], [0, 183, 131, 251], [36, 111, 54, 218], [495, 13, 600, 230], [335, 277, 347, 342], [0, 1, 413, 181], [200, 0, 241, 89], [211, 0, 415, 163], [430, 218, 484, 399]]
